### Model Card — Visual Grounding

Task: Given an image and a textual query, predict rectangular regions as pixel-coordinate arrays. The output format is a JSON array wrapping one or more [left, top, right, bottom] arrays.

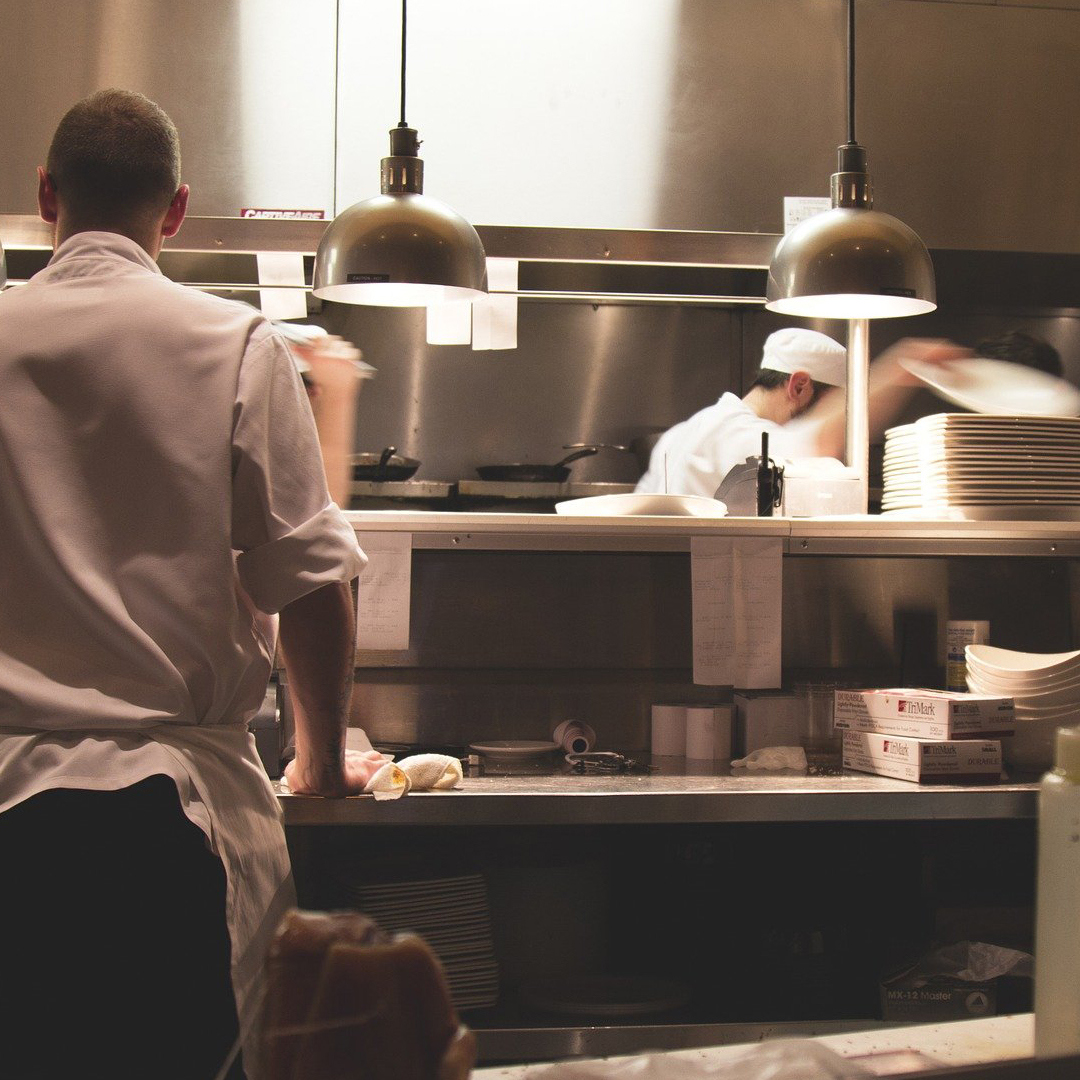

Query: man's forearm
[[278, 580, 357, 795]]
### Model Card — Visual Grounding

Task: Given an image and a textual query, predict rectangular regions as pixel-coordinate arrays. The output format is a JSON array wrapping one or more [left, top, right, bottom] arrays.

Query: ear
[[787, 370, 813, 403], [37, 167, 58, 224], [161, 184, 189, 239]]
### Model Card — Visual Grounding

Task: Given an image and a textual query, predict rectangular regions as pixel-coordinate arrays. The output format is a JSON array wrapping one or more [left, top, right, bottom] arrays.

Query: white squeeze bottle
[[1035, 725, 1080, 1056]]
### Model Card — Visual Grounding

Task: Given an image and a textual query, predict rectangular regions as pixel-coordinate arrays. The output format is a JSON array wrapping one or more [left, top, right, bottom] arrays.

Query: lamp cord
[[399, 0, 408, 127], [846, 0, 855, 144]]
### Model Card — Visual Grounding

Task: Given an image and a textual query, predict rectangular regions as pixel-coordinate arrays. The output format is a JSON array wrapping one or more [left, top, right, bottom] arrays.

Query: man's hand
[[872, 338, 972, 389], [284, 748, 390, 797]]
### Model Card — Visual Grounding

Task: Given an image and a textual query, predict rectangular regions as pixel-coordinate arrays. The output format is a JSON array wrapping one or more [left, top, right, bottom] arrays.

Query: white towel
[[363, 754, 463, 801], [398, 754, 464, 791], [363, 762, 412, 801], [730, 747, 808, 771]]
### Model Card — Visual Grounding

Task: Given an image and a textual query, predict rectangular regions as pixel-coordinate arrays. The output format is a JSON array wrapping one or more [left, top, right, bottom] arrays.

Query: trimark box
[[842, 731, 1002, 783], [833, 688, 1014, 741]]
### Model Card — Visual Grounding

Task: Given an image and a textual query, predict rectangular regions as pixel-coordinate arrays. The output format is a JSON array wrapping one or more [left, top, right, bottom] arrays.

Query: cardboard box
[[880, 971, 997, 1022], [842, 731, 1002, 783], [834, 688, 1014, 740], [734, 692, 804, 755]]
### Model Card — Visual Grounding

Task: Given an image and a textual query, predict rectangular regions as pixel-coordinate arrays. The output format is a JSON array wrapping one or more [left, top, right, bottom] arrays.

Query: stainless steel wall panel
[[334, 0, 684, 229], [860, 0, 1080, 253], [344, 549, 1077, 751], [0, 0, 337, 217], [327, 301, 738, 482]]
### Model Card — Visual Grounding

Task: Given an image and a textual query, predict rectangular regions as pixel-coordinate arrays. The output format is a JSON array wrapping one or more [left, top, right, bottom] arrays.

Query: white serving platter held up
[[899, 358, 1080, 417]]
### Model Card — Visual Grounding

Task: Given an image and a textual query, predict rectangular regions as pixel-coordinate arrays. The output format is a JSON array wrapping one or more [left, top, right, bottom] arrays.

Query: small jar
[[794, 682, 841, 768]]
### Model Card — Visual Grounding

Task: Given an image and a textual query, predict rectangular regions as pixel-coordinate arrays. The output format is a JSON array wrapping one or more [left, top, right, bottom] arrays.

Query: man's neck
[[742, 385, 789, 425], [54, 221, 161, 259]]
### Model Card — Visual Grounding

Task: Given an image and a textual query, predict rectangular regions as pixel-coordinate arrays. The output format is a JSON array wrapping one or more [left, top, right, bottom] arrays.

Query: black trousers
[[0, 775, 242, 1080]]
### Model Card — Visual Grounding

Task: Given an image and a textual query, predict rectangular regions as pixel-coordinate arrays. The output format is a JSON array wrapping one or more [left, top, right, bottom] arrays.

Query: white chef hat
[[761, 328, 847, 388]]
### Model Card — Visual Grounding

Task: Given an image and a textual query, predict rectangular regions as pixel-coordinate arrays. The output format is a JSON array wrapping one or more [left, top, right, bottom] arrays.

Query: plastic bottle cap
[[1054, 726, 1080, 781]]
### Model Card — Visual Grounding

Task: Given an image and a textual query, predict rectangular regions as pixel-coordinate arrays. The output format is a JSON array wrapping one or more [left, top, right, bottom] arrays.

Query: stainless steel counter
[[343, 510, 1080, 557], [277, 764, 1038, 827]]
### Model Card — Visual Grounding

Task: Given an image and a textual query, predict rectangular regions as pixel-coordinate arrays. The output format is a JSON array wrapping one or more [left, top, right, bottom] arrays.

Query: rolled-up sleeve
[[231, 327, 366, 614]]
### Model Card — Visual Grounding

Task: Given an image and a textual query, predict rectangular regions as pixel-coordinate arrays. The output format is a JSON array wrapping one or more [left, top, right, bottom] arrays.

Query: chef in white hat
[[636, 328, 847, 498], [636, 330, 964, 499]]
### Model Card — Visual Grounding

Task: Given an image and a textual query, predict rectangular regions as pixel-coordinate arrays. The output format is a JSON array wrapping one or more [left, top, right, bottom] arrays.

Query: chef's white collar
[[48, 230, 163, 275]]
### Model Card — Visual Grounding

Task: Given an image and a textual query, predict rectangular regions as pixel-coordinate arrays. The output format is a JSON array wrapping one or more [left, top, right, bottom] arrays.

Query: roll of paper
[[651, 703, 688, 757], [553, 720, 596, 755], [686, 704, 734, 761]]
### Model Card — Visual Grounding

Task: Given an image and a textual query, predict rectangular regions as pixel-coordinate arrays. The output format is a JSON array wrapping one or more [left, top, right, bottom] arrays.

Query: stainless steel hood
[[3, 1, 1080, 254]]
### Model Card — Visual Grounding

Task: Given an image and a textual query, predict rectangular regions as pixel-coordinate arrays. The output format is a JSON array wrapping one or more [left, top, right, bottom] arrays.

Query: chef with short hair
[[637, 329, 965, 499]]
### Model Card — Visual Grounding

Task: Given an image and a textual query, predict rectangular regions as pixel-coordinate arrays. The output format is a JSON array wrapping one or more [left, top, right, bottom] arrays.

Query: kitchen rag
[[363, 754, 463, 801], [730, 747, 808, 771]]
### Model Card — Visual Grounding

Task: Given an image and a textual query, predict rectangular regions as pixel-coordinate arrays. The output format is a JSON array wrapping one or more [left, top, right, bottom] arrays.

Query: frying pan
[[477, 443, 629, 483], [351, 446, 421, 482]]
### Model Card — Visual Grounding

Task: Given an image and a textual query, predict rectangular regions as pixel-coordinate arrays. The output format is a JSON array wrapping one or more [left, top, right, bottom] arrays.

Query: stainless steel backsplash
[[347, 551, 1076, 751]]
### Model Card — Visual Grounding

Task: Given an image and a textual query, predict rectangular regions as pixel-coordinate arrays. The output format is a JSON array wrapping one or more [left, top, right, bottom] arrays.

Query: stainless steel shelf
[[473, 1018, 894, 1065], [277, 769, 1038, 827], [343, 511, 1080, 556]]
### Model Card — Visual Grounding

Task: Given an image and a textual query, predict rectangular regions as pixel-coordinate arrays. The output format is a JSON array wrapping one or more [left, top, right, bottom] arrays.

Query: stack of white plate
[[882, 413, 1080, 520], [966, 644, 1080, 770], [337, 873, 500, 1011]]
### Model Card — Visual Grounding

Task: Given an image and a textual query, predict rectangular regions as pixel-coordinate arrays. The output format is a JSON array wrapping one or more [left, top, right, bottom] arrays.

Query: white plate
[[968, 644, 1080, 677], [918, 411, 1080, 428], [468, 740, 561, 759], [556, 493, 727, 517]]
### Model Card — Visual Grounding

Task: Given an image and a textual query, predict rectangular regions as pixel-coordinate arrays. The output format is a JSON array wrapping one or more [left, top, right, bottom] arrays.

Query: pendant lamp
[[766, 0, 935, 319], [313, 0, 487, 307]]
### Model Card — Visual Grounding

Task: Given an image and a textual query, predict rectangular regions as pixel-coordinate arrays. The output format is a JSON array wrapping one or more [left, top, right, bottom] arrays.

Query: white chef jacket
[[635, 392, 822, 498], [0, 232, 366, 1046]]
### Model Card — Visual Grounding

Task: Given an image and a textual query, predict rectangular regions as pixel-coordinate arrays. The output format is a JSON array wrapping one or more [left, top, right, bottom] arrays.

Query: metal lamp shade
[[766, 207, 936, 319], [313, 191, 488, 307]]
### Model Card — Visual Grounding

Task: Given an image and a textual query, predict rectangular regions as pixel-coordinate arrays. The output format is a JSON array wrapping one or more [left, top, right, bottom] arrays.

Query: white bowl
[[1013, 703, 1080, 721], [966, 643, 1080, 679], [967, 652, 1080, 686], [967, 669, 1080, 695], [967, 675, 1080, 709], [1005, 718, 1067, 772]]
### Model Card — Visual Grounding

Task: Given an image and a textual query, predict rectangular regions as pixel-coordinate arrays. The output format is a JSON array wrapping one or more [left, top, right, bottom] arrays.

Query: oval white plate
[[468, 740, 560, 759], [901, 358, 1080, 416], [555, 493, 728, 517]]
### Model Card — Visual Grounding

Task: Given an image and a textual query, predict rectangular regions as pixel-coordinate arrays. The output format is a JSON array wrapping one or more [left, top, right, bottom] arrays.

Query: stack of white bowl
[[966, 644, 1080, 771]]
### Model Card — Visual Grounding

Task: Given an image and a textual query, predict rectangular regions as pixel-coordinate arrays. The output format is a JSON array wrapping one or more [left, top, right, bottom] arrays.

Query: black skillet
[[351, 446, 421, 482], [476, 443, 629, 483]]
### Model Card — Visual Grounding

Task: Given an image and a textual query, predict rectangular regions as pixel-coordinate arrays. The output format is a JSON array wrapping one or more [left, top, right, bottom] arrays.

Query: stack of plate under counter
[[881, 413, 1080, 520], [335, 872, 500, 1011], [834, 689, 1014, 783]]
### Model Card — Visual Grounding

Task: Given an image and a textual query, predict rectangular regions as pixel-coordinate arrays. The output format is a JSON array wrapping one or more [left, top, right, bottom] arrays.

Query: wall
[[345, 547, 1076, 752], [3, 0, 1080, 249], [3, 1, 1080, 480]]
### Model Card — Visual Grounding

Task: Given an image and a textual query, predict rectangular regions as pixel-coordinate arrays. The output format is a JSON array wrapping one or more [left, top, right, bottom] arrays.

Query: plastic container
[[1034, 725, 1080, 1056], [794, 682, 840, 766], [946, 619, 989, 693]]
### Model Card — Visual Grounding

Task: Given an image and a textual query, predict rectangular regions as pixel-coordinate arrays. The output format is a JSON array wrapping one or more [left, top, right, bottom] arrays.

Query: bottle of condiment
[[945, 619, 989, 693], [1034, 725, 1080, 1056]]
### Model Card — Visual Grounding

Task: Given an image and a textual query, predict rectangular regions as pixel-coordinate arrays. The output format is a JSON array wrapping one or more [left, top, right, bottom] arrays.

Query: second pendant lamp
[[313, 0, 488, 307], [766, 0, 935, 319]]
